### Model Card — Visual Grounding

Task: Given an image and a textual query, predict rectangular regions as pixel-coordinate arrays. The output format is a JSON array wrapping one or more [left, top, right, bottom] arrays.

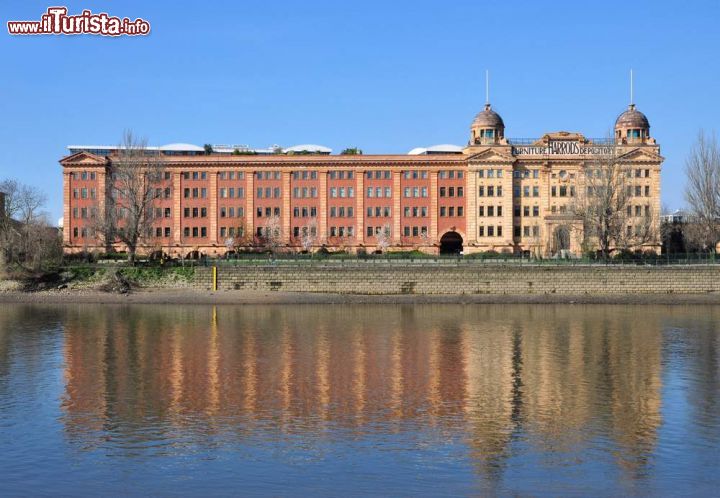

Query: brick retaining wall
[[193, 263, 720, 295]]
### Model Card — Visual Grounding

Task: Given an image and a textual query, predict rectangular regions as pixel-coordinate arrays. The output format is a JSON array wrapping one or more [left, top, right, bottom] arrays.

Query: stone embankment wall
[[193, 263, 720, 295]]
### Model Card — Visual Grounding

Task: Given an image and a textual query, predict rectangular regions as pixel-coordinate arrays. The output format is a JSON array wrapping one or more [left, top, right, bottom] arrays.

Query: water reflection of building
[[60, 305, 673, 482]]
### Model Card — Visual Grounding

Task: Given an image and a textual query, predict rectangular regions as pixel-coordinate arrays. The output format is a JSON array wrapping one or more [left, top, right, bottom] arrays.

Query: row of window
[[366, 226, 391, 237], [439, 186, 463, 197], [71, 207, 97, 219], [219, 187, 245, 198], [151, 227, 172, 238], [438, 170, 464, 179], [403, 170, 429, 179], [184, 207, 207, 218], [514, 206, 540, 217], [183, 226, 207, 237], [293, 207, 318, 218], [478, 169, 504, 179], [183, 187, 208, 199], [478, 206, 503, 217], [478, 226, 503, 237], [154, 188, 172, 199], [72, 188, 96, 199], [220, 206, 244, 218], [153, 208, 172, 218], [512, 170, 540, 179], [257, 187, 281, 199], [329, 226, 355, 237], [514, 186, 540, 197], [329, 206, 354, 217], [183, 171, 207, 180], [366, 171, 392, 180], [328, 171, 354, 180], [256, 172, 282, 180], [403, 226, 428, 237], [71, 171, 96, 181], [293, 187, 318, 198], [329, 187, 355, 198], [627, 205, 652, 217], [367, 206, 392, 217], [478, 186, 503, 197], [403, 206, 428, 217], [292, 171, 318, 180], [220, 226, 245, 238], [367, 187, 392, 198], [439, 206, 464, 217], [292, 226, 318, 237], [550, 185, 576, 197], [403, 187, 429, 198], [218, 171, 245, 180], [256, 207, 281, 217], [628, 185, 652, 197]]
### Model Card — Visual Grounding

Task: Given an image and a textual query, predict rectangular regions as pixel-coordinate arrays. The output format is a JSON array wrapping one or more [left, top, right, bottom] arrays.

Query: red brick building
[[60, 103, 662, 257]]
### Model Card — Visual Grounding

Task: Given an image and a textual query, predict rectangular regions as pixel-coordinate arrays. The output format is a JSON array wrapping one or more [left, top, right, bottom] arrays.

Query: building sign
[[512, 140, 615, 156]]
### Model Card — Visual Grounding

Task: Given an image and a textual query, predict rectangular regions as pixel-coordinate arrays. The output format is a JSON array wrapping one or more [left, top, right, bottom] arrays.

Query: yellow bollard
[[212, 265, 217, 291]]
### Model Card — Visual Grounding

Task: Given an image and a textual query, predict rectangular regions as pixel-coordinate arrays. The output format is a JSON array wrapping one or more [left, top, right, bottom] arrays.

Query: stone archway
[[440, 231, 463, 255]]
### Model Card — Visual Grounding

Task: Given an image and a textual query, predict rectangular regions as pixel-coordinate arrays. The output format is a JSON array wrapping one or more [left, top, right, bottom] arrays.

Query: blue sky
[[2, 0, 719, 222]]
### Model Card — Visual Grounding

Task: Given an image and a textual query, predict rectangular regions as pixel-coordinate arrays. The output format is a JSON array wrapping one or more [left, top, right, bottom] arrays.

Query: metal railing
[[170, 252, 719, 268], [507, 138, 616, 146]]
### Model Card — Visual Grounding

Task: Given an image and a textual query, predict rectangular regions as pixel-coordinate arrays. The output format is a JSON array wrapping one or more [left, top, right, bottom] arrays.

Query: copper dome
[[615, 104, 650, 129], [473, 104, 505, 128]]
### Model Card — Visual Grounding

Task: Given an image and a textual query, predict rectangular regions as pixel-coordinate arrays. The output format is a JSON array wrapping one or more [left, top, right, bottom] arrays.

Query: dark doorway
[[553, 226, 571, 254], [440, 231, 463, 255]]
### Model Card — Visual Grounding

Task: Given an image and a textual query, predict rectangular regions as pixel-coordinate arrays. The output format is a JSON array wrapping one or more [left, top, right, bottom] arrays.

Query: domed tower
[[615, 104, 651, 144], [470, 104, 505, 145]]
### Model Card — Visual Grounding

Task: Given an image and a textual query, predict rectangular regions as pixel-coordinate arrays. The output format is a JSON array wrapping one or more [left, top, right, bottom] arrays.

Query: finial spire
[[485, 69, 490, 106], [630, 69, 634, 106]]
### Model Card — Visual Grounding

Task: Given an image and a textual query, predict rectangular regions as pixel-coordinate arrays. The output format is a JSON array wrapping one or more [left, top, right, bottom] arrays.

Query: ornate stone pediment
[[616, 147, 664, 164], [59, 151, 107, 166], [465, 147, 515, 164]]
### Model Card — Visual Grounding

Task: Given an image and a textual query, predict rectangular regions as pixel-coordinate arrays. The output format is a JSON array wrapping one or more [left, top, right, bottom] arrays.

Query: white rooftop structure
[[283, 144, 332, 154], [407, 144, 463, 155]]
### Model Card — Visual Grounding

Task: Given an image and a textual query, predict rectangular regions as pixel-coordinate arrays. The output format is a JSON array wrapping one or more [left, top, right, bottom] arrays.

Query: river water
[[0, 304, 718, 496]]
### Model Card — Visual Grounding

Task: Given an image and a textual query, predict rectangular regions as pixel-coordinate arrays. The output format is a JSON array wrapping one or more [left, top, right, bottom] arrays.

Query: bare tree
[[0, 179, 59, 269], [684, 130, 720, 251], [223, 236, 235, 258], [300, 217, 318, 253], [572, 147, 657, 259], [98, 131, 165, 264], [375, 223, 392, 253], [262, 214, 282, 254]]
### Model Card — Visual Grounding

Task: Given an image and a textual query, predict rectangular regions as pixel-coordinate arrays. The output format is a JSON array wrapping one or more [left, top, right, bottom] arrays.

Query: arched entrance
[[440, 231, 463, 255]]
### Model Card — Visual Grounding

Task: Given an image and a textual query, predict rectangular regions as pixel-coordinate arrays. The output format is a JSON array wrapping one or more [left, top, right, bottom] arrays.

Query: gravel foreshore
[[3, 288, 720, 305]]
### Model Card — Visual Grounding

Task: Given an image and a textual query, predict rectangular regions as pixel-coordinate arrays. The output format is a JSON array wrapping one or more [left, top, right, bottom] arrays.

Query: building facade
[[60, 103, 663, 257]]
